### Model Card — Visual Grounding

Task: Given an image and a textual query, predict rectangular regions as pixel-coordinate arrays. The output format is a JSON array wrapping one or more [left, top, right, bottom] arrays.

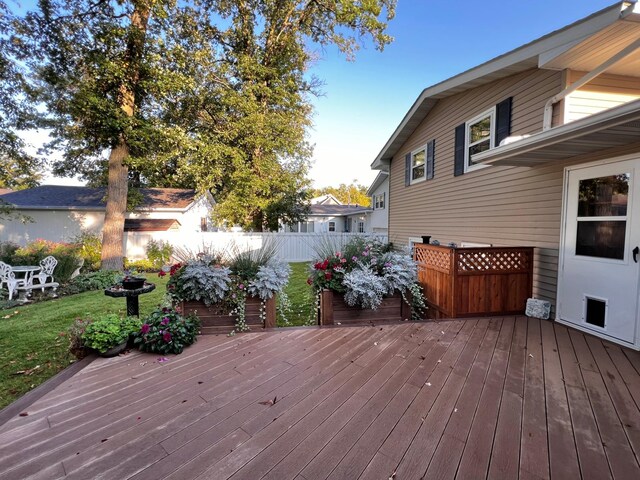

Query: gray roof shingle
[[0, 185, 197, 210], [309, 204, 371, 216]]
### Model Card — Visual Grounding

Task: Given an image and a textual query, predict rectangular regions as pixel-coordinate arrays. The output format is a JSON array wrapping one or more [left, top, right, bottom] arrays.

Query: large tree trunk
[[101, 141, 130, 270], [100, 1, 152, 271]]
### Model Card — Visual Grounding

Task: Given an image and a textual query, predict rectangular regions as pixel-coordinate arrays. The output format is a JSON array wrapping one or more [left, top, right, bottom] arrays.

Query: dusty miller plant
[[381, 251, 418, 294], [343, 265, 388, 310], [247, 262, 291, 300], [178, 262, 231, 306]]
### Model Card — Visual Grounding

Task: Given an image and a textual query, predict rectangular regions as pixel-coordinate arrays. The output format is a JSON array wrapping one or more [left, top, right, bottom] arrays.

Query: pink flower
[[352, 256, 358, 262], [141, 324, 150, 334], [362, 251, 369, 256], [335, 252, 342, 258], [161, 317, 170, 326], [163, 331, 172, 342], [238, 283, 244, 290], [340, 258, 347, 263]]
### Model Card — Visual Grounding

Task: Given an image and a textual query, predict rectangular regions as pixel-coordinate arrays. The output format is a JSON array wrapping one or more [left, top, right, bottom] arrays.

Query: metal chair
[[34, 255, 58, 287], [0, 261, 25, 301]]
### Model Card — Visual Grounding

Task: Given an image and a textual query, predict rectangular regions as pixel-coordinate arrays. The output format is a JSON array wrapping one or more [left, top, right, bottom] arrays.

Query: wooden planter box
[[180, 295, 276, 334], [318, 289, 412, 326], [414, 243, 533, 319]]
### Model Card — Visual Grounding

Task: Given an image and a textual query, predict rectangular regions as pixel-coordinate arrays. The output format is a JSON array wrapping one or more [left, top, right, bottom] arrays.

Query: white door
[[559, 158, 640, 345]]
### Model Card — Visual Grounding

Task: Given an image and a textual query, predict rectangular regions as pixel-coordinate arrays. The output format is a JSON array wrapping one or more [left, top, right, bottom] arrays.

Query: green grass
[[0, 275, 169, 409], [0, 263, 319, 409], [279, 262, 317, 327]]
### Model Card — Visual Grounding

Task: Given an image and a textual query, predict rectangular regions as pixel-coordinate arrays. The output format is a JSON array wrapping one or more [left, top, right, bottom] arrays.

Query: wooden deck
[[1, 317, 640, 479]]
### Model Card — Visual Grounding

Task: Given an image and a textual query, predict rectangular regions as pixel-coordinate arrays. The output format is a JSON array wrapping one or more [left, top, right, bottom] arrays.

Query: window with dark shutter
[[495, 97, 513, 146], [454, 124, 465, 176], [426, 139, 435, 180]]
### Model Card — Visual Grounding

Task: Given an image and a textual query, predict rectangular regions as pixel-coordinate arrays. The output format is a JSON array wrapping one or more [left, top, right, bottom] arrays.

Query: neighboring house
[[284, 202, 372, 233], [0, 185, 214, 245], [372, 2, 640, 348], [309, 194, 341, 206], [367, 171, 389, 234]]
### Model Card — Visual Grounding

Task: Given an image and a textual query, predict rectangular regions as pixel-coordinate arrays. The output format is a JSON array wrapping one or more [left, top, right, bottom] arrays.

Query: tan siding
[[388, 66, 640, 310], [565, 70, 640, 122]]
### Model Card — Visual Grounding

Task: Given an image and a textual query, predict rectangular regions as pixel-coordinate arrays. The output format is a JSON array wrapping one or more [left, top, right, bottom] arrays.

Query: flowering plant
[[161, 241, 290, 333], [132, 307, 200, 355], [309, 236, 426, 318]]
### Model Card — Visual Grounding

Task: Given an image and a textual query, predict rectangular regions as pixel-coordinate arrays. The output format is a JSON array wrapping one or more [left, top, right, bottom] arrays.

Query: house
[[284, 200, 372, 233], [367, 171, 389, 234], [0, 185, 214, 245], [372, 2, 640, 348]]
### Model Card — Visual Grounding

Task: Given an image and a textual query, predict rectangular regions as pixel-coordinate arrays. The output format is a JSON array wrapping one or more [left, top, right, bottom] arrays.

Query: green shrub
[[124, 258, 157, 272], [133, 307, 200, 355], [58, 270, 120, 296], [0, 242, 20, 263], [146, 240, 173, 268], [73, 232, 102, 271], [82, 314, 141, 354], [9, 239, 83, 283]]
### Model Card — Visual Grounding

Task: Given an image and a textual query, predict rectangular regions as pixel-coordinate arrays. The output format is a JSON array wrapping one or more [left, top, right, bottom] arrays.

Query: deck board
[[1, 317, 639, 480]]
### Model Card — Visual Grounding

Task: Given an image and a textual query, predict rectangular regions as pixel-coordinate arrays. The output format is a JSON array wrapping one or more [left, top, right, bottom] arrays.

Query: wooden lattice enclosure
[[414, 244, 534, 318]]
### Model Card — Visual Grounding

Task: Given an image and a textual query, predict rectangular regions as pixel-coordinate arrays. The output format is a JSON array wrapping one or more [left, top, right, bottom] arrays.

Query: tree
[[313, 181, 371, 206], [0, 1, 43, 190], [13, 0, 396, 267]]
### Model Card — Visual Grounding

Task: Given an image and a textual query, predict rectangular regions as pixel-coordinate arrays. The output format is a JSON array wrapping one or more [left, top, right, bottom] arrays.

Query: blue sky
[[309, 0, 615, 188], [27, 0, 617, 188]]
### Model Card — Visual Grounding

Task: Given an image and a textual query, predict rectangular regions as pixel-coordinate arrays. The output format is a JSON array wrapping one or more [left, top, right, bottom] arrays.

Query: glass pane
[[470, 116, 491, 143], [578, 174, 629, 217], [412, 165, 424, 180], [413, 150, 425, 167], [468, 140, 490, 164], [576, 220, 626, 260]]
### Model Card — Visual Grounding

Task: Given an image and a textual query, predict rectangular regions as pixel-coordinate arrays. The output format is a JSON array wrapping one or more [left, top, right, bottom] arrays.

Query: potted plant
[[309, 237, 426, 325], [81, 314, 142, 357], [163, 243, 289, 334]]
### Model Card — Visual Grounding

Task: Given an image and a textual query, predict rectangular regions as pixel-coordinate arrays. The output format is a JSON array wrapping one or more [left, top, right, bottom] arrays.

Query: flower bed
[[309, 236, 426, 325], [164, 242, 289, 335]]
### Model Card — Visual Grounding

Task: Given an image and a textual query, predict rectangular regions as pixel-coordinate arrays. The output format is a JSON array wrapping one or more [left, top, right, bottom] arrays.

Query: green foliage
[[124, 258, 157, 272], [73, 232, 102, 271], [8, 239, 84, 283], [0, 242, 20, 263], [227, 237, 279, 282], [313, 182, 372, 206], [133, 307, 200, 355], [82, 314, 141, 354], [146, 240, 173, 268], [58, 270, 120, 296]]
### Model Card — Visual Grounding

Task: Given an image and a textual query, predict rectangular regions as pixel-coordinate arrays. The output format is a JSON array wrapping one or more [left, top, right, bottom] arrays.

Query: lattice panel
[[415, 246, 451, 273], [456, 249, 531, 273]]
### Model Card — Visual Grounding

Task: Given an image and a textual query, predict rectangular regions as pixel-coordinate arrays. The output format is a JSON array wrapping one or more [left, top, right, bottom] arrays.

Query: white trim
[[464, 107, 495, 173], [410, 145, 428, 184]]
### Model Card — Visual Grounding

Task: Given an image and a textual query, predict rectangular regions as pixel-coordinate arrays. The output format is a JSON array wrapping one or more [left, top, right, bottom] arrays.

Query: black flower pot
[[421, 235, 431, 244], [122, 277, 145, 290]]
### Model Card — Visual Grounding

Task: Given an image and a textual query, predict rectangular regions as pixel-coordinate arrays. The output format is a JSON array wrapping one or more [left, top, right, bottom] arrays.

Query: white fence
[[124, 232, 389, 263]]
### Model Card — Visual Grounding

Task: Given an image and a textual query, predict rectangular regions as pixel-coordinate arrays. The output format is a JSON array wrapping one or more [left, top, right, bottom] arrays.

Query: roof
[[0, 188, 13, 195], [309, 204, 371, 217], [475, 98, 640, 166], [0, 185, 198, 211], [366, 171, 389, 196], [371, 1, 640, 169], [310, 194, 342, 205]]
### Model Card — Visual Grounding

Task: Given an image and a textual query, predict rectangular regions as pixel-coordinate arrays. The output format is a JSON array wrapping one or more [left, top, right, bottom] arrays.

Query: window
[[357, 221, 365, 233], [300, 221, 314, 233], [374, 193, 385, 209], [328, 221, 336, 232], [410, 147, 426, 183], [465, 108, 495, 171], [200, 217, 208, 232]]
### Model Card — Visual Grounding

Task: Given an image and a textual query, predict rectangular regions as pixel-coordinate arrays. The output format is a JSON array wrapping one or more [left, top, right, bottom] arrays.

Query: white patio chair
[[0, 261, 25, 301], [34, 255, 58, 287]]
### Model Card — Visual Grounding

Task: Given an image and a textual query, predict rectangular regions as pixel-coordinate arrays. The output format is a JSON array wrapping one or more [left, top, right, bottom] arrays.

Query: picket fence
[[124, 232, 388, 263]]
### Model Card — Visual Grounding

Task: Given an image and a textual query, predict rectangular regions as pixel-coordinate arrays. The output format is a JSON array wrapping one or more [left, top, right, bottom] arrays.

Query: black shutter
[[454, 124, 465, 177], [426, 139, 435, 180], [405, 153, 411, 186], [495, 97, 513, 147]]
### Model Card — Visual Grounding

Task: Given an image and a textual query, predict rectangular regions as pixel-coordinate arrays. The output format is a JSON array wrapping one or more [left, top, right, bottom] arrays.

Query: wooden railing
[[414, 244, 534, 318]]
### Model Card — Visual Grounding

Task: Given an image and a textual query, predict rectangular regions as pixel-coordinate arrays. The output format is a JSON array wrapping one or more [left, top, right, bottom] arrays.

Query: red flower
[[141, 324, 151, 334], [163, 331, 172, 342], [306, 277, 312, 285], [325, 272, 332, 280], [158, 270, 166, 277]]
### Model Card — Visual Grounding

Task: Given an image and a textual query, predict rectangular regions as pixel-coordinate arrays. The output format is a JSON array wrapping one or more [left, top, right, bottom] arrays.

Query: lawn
[[0, 263, 318, 410], [0, 275, 169, 410]]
